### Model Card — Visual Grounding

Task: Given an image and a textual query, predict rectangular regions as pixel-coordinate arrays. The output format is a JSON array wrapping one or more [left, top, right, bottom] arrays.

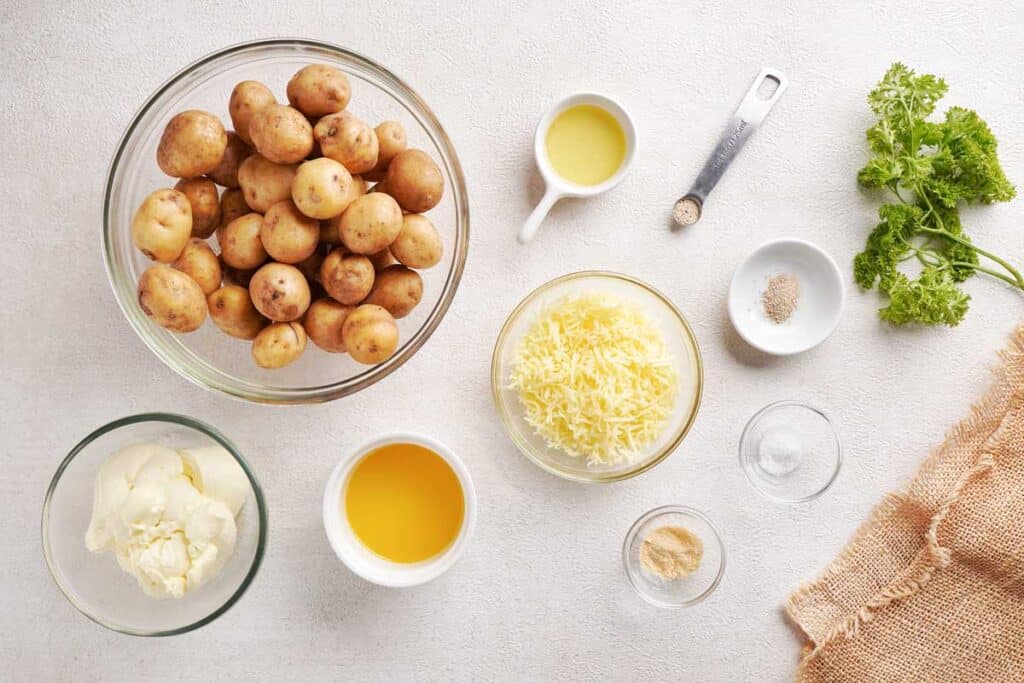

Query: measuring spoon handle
[[518, 187, 561, 244], [687, 68, 788, 203]]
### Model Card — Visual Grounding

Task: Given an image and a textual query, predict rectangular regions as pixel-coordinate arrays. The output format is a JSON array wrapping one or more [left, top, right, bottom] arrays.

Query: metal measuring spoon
[[673, 68, 788, 227]]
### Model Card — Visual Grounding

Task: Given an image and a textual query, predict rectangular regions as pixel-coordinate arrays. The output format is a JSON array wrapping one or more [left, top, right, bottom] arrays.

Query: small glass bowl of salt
[[739, 401, 842, 503]]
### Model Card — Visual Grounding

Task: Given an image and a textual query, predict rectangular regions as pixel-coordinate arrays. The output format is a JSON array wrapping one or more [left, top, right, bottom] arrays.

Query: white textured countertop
[[4, 1, 1024, 680]]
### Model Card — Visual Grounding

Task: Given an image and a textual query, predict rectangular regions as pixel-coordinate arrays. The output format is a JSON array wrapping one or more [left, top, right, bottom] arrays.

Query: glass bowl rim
[[490, 270, 704, 483], [738, 399, 843, 504], [102, 37, 470, 404], [621, 504, 726, 608], [41, 412, 269, 637]]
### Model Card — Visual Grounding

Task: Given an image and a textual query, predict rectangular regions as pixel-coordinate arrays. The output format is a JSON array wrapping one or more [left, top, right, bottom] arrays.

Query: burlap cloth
[[786, 326, 1024, 682]]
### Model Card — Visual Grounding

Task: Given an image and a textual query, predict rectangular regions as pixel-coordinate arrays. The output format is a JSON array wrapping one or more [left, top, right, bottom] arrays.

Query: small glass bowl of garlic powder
[[42, 413, 267, 635], [492, 271, 704, 483], [622, 505, 725, 608]]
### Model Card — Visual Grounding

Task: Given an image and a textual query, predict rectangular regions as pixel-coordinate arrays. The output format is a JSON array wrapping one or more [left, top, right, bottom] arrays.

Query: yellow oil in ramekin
[[345, 442, 464, 563], [545, 104, 627, 185]]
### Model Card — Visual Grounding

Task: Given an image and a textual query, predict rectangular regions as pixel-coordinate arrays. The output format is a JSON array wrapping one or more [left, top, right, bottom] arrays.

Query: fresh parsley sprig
[[854, 63, 1018, 326]]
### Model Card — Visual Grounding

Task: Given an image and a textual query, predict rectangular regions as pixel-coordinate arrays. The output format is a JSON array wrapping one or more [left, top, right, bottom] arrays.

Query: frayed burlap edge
[[786, 324, 1024, 672]]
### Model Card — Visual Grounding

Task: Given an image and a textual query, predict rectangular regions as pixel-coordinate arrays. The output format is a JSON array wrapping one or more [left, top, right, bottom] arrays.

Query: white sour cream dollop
[[85, 442, 248, 599]]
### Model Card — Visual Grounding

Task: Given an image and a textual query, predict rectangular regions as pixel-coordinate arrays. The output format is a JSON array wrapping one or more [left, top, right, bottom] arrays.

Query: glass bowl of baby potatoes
[[104, 39, 469, 404]]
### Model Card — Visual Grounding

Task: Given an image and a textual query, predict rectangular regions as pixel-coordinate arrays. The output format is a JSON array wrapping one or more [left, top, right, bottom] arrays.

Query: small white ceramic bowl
[[728, 238, 844, 355], [518, 92, 637, 244], [322, 433, 476, 587]]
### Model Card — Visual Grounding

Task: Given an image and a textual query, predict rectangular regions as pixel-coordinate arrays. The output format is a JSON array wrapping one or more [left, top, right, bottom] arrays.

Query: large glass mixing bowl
[[103, 39, 469, 404]]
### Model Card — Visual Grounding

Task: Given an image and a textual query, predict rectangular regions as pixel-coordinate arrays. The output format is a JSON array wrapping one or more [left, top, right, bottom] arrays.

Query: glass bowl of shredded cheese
[[491, 271, 703, 483]]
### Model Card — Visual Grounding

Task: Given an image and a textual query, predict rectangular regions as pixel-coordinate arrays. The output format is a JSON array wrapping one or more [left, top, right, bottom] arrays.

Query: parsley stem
[[947, 262, 1024, 289], [913, 249, 939, 267], [912, 184, 1024, 286], [887, 184, 910, 204], [917, 226, 1024, 286]]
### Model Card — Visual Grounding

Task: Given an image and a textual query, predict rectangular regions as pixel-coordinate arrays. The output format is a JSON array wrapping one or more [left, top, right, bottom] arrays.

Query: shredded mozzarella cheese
[[508, 292, 678, 465]]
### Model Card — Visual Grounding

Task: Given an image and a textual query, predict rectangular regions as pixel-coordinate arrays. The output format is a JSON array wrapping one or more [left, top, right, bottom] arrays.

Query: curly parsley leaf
[[855, 64, 1020, 326], [866, 63, 947, 122], [854, 204, 921, 290], [934, 107, 1015, 204], [879, 269, 970, 326]]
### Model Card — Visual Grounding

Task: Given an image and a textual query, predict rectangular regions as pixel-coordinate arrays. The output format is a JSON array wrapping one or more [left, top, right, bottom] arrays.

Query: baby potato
[[260, 200, 320, 263], [303, 298, 354, 352], [131, 188, 192, 262], [286, 64, 351, 117], [318, 174, 367, 244], [221, 259, 256, 288], [351, 175, 368, 197], [390, 214, 443, 269], [219, 187, 250, 228], [320, 249, 374, 305], [368, 248, 396, 271], [206, 132, 250, 188], [249, 262, 311, 322], [174, 177, 221, 238], [341, 304, 399, 365], [229, 80, 277, 146], [338, 193, 403, 254], [208, 285, 266, 340], [291, 158, 355, 219], [314, 112, 379, 174], [249, 104, 314, 164], [319, 218, 341, 245], [364, 265, 423, 318], [294, 244, 327, 284], [252, 322, 307, 369], [386, 149, 444, 213], [365, 120, 407, 181], [218, 213, 268, 270], [237, 154, 299, 212], [157, 110, 228, 178], [375, 121, 407, 165], [172, 238, 222, 295], [137, 265, 207, 333]]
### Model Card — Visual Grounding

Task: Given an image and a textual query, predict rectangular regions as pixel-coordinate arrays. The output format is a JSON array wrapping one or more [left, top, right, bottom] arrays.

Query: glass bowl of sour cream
[[41, 413, 267, 636]]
